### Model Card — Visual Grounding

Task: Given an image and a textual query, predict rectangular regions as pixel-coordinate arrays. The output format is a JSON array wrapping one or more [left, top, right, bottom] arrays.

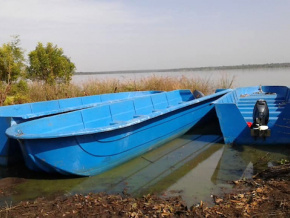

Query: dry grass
[[4, 74, 235, 104], [27, 82, 84, 101]]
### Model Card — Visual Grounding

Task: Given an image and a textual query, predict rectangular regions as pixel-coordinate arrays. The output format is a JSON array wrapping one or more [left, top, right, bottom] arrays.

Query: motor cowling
[[253, 99, 269, 127], [251, 99, 271, 138]]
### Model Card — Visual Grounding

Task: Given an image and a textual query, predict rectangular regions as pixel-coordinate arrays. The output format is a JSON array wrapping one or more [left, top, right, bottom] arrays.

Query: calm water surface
[[1, 120, 289, 207], [73, 67, 290, 87]]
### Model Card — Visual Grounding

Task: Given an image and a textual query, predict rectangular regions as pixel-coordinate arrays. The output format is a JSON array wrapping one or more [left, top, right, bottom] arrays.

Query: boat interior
[[7, 90, 197, 138]]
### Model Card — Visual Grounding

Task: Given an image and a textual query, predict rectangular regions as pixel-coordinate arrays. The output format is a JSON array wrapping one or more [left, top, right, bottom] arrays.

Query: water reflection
[[144, 143, 225, 206], [69, 134, 223, 199], [212, 144, 290, 185], [0, 120, 289, 207]]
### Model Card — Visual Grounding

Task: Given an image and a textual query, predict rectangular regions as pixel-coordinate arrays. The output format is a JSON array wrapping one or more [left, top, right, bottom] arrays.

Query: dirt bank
[[0, 164, 289, 217]]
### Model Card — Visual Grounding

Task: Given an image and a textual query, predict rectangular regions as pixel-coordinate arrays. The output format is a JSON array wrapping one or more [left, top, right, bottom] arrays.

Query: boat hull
[[215, 86, 290, 145], [18, 99, 218, 176], [0, 91, 161, 166]]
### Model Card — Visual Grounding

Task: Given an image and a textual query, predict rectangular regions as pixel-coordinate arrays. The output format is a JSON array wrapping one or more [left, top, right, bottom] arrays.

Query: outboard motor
[[253, 99, 269, 127], [251, 99, 271, 138], [193, 90, 205, 99]]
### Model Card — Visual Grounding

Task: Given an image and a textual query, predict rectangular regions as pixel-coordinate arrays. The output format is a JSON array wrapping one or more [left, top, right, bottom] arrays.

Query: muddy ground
[[0, 164, 289, 217]]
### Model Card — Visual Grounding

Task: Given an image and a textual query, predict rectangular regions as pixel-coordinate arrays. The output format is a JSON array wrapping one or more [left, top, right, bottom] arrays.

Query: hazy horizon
[[1, 0, 290, 72], [75, 62, 290, 74]]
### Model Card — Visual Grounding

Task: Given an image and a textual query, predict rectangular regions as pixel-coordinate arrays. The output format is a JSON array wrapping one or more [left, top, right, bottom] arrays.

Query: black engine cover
[[253, 99, 269, 126]]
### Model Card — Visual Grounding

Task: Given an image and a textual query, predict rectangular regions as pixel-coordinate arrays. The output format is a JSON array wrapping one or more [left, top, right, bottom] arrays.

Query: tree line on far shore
[[0, 36, 76, 105]]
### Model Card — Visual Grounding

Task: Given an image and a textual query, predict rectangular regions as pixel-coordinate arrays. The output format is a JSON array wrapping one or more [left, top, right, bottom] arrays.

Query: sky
[[1, 0, 290, 72]]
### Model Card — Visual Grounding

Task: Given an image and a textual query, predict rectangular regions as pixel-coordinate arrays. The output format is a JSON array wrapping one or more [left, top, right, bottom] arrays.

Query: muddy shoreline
[[0, 164, 289, 217]]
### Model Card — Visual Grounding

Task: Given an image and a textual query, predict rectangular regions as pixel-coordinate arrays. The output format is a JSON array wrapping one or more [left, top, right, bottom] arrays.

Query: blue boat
[[6, 89, 230, 176], [0, 91, 161, 165], [215, 86, 290, 145]]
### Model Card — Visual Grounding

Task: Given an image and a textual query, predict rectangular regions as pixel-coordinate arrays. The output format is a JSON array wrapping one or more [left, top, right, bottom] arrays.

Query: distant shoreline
[[75, 63, 290, 75]]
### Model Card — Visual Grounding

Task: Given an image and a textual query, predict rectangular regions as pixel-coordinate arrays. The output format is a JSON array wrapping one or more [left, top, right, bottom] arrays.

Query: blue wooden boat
[[0, 91, 161, 165], [215, 86, 290, 145], [6, 89, 230, 176]]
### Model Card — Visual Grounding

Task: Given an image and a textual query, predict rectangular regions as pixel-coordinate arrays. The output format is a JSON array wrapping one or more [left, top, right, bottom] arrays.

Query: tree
[[0, 36, 26, 105], [28, 42, 76, 85]]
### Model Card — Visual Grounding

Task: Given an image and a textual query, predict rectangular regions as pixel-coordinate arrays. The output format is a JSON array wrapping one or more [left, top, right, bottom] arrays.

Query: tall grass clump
[[135, 75, 215, 94], [2, 74, 235, 105], [80, 75, 217, 95], [82, 79, 120, 95], [27, 82, 84, 102]]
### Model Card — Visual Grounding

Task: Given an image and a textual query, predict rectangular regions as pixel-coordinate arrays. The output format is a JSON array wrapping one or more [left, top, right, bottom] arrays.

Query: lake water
[[73, 67, 290, 87], [1, 119, 289, 207]]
